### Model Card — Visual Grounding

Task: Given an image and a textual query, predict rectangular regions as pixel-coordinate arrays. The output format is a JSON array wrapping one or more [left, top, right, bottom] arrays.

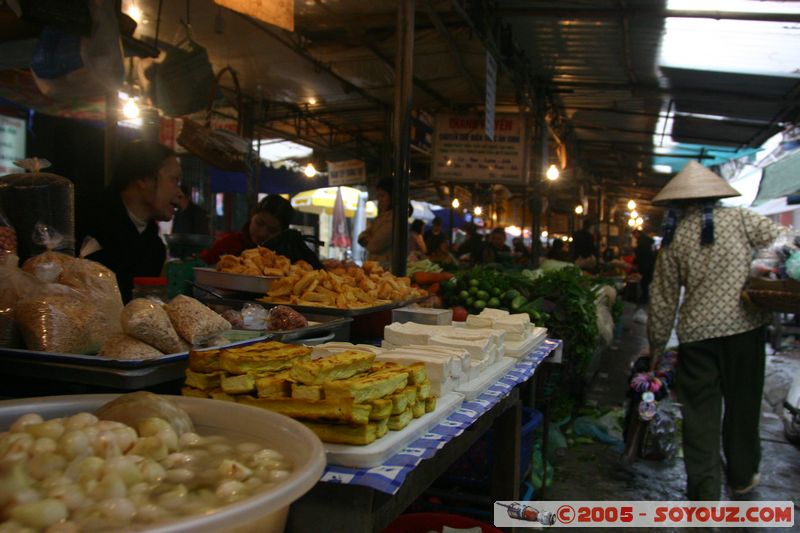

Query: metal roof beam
[[496, 7, 800, 23]]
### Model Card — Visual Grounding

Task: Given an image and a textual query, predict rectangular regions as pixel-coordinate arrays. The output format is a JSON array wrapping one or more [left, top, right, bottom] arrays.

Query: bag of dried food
[[120, 298, 187, 354], [21, 223, 76, 282], [16, 285, 106, 354], [0, 263, 40, 348], [164, 295, 231, 345], [100, 333, 165, 360], [59, 257, 124, 339], [0, 208, 17, 262]]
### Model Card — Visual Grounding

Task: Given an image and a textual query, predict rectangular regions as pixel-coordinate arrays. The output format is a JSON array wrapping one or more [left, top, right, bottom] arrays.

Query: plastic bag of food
[[267, 305, 308, 331], [96, 391, 194, 436], [242, 303, 269, 330], [16, 287, 106, 354], [0, 263, 41, 348], [164, 295, 231, 345], [0, 208, 17, 260], [21, 223, 75, 282], [59, 257, 124, 339], [100, 333, 165, 360], [120, 298, 185, 353], [220, 308, 245, 329]]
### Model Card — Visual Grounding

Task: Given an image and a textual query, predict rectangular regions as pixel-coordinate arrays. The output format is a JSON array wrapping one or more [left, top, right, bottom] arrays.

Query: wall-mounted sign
[[0, 115, 25, 176], [432, 113, 525, 184], [328, 159, 366, 186]]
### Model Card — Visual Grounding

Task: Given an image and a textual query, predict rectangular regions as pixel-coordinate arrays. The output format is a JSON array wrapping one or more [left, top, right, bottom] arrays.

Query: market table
[[286, 339, 561, 533]]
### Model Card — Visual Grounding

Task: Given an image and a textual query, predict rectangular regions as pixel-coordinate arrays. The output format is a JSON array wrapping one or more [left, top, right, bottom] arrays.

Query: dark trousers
[[676, 327, 765, 500]]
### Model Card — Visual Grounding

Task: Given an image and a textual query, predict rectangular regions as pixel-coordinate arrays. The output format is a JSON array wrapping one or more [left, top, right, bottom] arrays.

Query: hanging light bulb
[[304, 163, 317, 178], [546, 164, 559, 181], [630, 209, 638, 219], [474, 206, 483, 216], [628, 218, 636, 227], [122, 98, 140, 119], [541, 230, 548, 238], [451, 198, 460, 209], [636, 217, 644, 226], [627, 199, 637, 210], [574, 205, 584, 215]]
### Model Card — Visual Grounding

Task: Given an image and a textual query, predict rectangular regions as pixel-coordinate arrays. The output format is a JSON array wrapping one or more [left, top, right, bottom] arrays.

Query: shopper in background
[[424, 216, 445, 255], [512, 237, 531, 266], [547, 239, 570, 262], [357, 178, 394, 268], [201, 194, 321, 268], [79, 140, 180, 302], [632, 228, 656, 323], [647, 161, 786, 501], [456, 222, 483, 265], [171, 184, 210, 235], [481, 227, 511, 265], [408, 219, 427, 257], [429, 238, 457, 266], [571, 218, 598, 260]]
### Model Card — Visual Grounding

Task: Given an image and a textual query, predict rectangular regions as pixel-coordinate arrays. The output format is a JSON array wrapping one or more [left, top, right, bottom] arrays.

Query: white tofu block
[[429, 335, 491, 359], [480, 308, 509, 319], [493, 319, 528, 337], [466, 315, 494, 329], [384, 324, 431, 346], [382, 348, 461, 379]]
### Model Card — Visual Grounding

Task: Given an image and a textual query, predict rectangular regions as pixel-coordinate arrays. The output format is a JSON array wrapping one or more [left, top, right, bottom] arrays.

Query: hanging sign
[[432, 113, 525, 184], [0, 115, 25, 176], [214, 0, 294, 32], [328, 159, 366, 186]]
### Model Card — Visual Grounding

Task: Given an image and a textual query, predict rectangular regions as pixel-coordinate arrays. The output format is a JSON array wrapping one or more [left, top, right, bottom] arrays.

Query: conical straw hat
[[652, 160, 741, 205]]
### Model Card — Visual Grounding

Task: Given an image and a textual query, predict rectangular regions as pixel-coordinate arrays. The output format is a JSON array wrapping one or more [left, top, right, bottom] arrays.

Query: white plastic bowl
[[0, 394, 326, 533]]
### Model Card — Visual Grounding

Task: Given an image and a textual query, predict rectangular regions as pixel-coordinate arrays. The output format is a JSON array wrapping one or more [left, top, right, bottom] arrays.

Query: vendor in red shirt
[[201, 195, 321, 269]]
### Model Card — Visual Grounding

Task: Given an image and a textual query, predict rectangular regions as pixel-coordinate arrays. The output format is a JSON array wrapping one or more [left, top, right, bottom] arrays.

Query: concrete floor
[[543, 304, 800, 531]]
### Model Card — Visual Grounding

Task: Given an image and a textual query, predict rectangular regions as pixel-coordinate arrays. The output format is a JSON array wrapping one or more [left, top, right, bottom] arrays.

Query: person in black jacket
[[79, 140, 181, 302]]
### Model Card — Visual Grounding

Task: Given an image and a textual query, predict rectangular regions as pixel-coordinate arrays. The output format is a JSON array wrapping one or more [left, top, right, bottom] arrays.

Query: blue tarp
[[209, 164, 328, 195], [653, 143, 761, 173]]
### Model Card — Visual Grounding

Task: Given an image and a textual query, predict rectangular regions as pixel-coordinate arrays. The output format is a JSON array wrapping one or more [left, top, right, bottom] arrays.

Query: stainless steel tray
[[255, 296, 429, 317], [193, 267, 279, 294]]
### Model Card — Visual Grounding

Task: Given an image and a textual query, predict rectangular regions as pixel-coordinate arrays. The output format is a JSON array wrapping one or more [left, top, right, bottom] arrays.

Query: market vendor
[[357, 178, 393, 267], [647, 161, 786, 501], [201, 194, 322, 269], [79, 140, 181, 303]]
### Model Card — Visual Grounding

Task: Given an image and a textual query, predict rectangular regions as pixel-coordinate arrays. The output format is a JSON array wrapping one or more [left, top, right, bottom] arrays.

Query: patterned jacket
[[647, 205, 785, 355]]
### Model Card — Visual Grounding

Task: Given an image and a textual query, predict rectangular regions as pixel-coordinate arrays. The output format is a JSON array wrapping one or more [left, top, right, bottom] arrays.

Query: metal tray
[[193, 267, 279, 294], [255, 296, 429, 317]]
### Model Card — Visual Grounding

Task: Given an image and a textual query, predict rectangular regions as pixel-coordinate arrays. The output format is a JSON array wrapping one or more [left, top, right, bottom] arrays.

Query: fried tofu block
[[221, 373, 256, 394], [389, 391, 409, 415], [181, 386, 208, 398], [387, 408, 413, 431], [291, 382, 323, 400], [376, 418, 389, 438], [255, 372, 292, 399], [412, 399, 425, 418], [374, 361, 427, 385], [220, 342, 312, 374], [425, 396, 437, 413], [368, 398, 393, 421], [301, 421, 378, 445], [402, 386, 418, 406], [185, 369, 222, 390], [209, 389, 237, 402], [237, 396, 372, 425], [188, 349, 221, 373], [289, 350, 375, 385], [323, 370, 409, 404], [417, 379, 431, 400]]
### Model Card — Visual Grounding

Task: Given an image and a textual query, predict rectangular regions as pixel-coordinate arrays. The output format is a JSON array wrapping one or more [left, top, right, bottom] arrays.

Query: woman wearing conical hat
[[647, 161, 787, 501]]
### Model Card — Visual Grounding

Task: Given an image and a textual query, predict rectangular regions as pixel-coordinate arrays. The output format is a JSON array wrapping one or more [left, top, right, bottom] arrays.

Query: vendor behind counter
[[201, 194, 322, 269], [78, 140, 181, 303]]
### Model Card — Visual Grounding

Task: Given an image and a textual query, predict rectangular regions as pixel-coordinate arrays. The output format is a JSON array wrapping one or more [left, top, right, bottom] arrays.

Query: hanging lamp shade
[[213, 0, 294, 32]]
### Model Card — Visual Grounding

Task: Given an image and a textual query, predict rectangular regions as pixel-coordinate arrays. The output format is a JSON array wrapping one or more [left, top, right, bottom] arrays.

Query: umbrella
[[291, 186, 377, 217]]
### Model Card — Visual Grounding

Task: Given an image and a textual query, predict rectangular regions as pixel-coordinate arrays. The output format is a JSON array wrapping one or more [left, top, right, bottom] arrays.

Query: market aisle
[[544, 304, 800, 531]]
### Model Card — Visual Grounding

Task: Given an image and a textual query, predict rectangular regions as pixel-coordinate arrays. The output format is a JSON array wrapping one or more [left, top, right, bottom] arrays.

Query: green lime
[[476, 290, 489, 301], [466, 297, 475, 306], [474, 300, 486, 311], [487, 297, 501, 308], [459, 290, 470, 300], [469, 286, 479, 296], [469, 279, 480, 287], [492, 287, 503, 297]]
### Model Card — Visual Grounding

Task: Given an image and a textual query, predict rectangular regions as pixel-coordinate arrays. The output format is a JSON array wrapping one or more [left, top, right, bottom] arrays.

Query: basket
[[440, 407, 542, 490], [177, 66, 249, 172], [742, 277, 800, 313]]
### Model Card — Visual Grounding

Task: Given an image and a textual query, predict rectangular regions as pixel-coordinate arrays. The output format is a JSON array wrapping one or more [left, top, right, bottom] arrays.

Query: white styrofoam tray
[[455, 356, 516, 401], [505, 327, 548, 358], [323, 391, 464, 468]]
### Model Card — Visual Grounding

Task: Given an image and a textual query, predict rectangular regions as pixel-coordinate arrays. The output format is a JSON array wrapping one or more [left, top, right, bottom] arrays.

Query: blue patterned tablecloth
[[318, 339, 562, 494]]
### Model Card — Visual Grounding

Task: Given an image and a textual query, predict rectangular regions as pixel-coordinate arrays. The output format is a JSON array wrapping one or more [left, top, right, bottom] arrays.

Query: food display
[[215, 247, 298, 277], [0, 393, 295, 531], [266, 305, 308, 331], [260, 261, 426, 309], [182, 340, 438, 446]]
